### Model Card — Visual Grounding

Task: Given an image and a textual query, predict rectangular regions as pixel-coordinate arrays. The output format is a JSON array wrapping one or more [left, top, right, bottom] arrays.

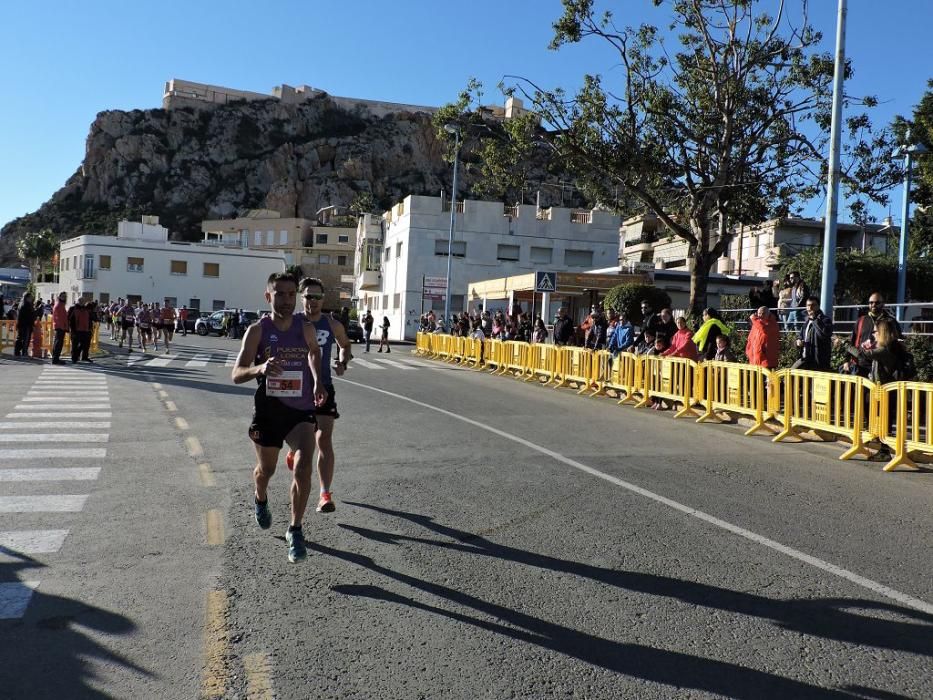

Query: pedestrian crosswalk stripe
[[0, 422, 110, 429], [0, 433, 109, 443], [0, 468, 101, 481], [0, 530, 69, 554], [185, 354, 212, 367], [371, 359, 417, 370], [0, 495, 89, 512], [145, 355, 178, 367], [225, 354, 236, 367], [27, 391, 109, 397], [34, 380, 108, 384], [15, 404, 111, 411], [6, 412, 113, 418], [22, 396, 111, 403], [0, 581, 40, 620], [353, 359, 384, 369], [0, 448, 106, 459]]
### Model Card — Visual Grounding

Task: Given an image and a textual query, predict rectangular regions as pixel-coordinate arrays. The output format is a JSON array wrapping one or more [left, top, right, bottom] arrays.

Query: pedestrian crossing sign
[[535, 271, 557, 293]]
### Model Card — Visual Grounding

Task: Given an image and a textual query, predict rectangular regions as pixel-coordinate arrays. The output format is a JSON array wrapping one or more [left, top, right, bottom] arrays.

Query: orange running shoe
[[317, 491, 335, 513]]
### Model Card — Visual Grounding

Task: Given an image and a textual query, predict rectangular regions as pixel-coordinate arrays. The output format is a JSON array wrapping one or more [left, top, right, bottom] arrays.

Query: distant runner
[[160, 301, 177, 354], [232, 272, 325, 563]]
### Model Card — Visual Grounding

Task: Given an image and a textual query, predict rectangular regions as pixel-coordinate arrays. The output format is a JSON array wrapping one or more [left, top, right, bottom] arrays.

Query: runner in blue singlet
[[284, 277, 353, 514], [232, 272, 325, 563]]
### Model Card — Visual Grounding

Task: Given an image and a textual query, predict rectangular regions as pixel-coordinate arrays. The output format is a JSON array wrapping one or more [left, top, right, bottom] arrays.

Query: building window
[[316, 233, 328, 245], [338, 234, 349, 243], [82, 255, 94, 279], [255, 231, 262, 246], [212, 300, 225, 311], [434, 239, 466, 257], [337, 255, 347, 266], [64, 258, 69, 271], [396, 241, 402, 258], [382, 294, 388, 309], [170, 260, 187, 275], [99, 255, 111, 270], [393, 293, 401, 308], [279, 230, 288, 245], [266, 230, 274, 246], [127, 256, 144, 272], [73, 256, 78, 270], [203, 262, 220, 277], [189, 298, 200, 310], [497, 244, 520, 261], [563, 249, 593, 267], [319, 254, 330, 264], [530, 247, 552, 264], [385, 247, 391, 261], [99, 292, 110, 304]]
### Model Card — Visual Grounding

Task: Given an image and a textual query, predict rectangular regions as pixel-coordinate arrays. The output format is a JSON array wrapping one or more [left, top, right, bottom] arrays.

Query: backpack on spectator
[[893, 344, 917, 381]]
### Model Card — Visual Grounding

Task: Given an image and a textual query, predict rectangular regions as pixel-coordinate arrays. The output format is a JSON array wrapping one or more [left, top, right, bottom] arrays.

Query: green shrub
[[602, 284, 672, 325]]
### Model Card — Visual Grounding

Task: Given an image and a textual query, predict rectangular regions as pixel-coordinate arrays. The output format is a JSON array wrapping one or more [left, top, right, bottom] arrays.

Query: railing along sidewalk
[[875, 382, 933, 471], [698, 361, 774, 436]]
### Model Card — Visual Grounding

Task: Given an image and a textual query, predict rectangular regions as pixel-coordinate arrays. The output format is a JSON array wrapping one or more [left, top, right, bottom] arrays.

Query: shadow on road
[[0, 554, 151, 698], [316, 502, 930, 698]]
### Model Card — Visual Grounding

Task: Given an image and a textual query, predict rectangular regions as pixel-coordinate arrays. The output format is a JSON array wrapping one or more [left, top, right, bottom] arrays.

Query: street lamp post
[[895, 138, 930, 323], [443, 123, 461, 327]]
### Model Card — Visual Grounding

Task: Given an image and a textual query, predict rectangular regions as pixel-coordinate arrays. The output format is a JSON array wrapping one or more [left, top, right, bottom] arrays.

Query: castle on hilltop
[[162, 78, 530, 120]]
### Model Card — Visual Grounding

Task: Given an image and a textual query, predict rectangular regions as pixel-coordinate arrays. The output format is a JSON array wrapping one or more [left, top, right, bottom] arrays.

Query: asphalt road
[[1, 331, 930, 699]]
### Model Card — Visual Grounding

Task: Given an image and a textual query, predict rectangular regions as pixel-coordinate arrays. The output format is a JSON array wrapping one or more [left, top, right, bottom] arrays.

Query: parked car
[[177, 309, 202, 333], [195, 309, 258, 336], [346, 319, 364, 343]]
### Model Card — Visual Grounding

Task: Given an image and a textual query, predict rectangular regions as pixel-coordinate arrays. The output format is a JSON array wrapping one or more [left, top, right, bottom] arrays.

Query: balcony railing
[[570, 210, 592, 224], [442, 201, 465, 214], [503, 205, 519, 218]]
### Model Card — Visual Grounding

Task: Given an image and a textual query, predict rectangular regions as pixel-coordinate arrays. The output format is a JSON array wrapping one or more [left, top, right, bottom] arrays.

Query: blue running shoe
[[254, 498, 271, 529], [285, 527, 307, 563]]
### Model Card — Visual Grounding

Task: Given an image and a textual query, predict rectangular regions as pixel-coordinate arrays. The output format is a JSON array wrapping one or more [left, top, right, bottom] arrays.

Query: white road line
[[15, 404, 111, 411], [33, 380, 108, 385], [21, 396, 110, 403], [0, 581, 40, 620], [0, 433, 109, 443], [0, 530, 69, 554], [27, 392, 109, 398], [127, 354, 146, 366], [353, 359, 384, 370], [0, 448, 106, 459], [185, 354, 212, 367], [6, 412, 113, 418], [0, 422, 110, 429], [338, 377, 933, 617], [145, 355, 177, 367], [225, 353, 237, 367], [0, 468, 101, 481], [371, 359, 417, 370], [0, 495, 89, 512]]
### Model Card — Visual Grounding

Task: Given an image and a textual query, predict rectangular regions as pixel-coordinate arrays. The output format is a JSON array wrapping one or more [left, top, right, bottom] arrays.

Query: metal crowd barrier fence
[[772, 369, 876, 461], [636, 356, 701, 418], [875, 382, 933, 471], [698, 361, 773, 436], [414, 333, 933, 472], [1, 319, 101, 357]]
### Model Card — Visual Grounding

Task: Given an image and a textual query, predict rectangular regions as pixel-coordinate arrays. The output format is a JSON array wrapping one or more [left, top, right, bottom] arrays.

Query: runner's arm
[[232, 323, 274, 383], [303, 324, 327, 404], [329, 320, 353, 374]]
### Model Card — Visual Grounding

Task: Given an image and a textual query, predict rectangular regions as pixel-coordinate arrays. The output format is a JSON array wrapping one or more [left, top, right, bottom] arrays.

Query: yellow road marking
[[201, 590, 229, 698], [205, 510, 224, 545], [165, 401, 177, 412], [186, 436, 203, 458], [198, 463, 216, 487], [244, 652, 275, 699], [175, 417, 190, 431]]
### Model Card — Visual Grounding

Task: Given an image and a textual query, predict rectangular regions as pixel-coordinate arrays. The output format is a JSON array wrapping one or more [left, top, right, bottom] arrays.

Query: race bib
[[267, 371, 303, 397]]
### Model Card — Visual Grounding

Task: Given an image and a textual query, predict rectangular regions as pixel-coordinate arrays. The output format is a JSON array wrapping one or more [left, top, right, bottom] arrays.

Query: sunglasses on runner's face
[[303, 294, 323, 300]]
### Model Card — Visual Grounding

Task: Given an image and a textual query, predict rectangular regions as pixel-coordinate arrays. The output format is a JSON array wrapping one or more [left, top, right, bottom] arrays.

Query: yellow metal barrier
[[553, 347, 596, 394], [483, 339, 504, 373], [415, 332, 431, 355], [875, 382, 933, 471], [772, 369, 875, 460], [496, 341, 528, 377], [636, 356, 701, 418], [587, 350, 613, 397], [604, 352, 644, 405], [523, 343, 557, 383], [698, 361, 773, 436]]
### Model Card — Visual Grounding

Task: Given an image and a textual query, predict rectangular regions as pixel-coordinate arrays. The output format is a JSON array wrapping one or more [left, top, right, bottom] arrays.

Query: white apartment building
[[38, 217, 286, 312], [354, 195, 621, 340]]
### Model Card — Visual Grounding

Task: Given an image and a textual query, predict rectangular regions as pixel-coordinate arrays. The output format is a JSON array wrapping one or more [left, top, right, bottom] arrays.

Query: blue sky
[[1, 0, 929, 230]]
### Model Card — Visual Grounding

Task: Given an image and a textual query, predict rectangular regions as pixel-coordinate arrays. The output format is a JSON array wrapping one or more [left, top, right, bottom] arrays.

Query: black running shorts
[[249, 395, 316, 449], [316, 384, 339, 420]]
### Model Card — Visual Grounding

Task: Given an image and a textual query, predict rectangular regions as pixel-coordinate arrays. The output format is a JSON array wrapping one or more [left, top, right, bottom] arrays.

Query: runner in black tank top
[[232, 272, 325, 563]]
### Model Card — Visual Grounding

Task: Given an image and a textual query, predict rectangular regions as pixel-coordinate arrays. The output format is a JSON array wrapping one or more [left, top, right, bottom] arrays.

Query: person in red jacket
[[662, 316, 699, 360], [67, 297, 92, 364], [51, 291, 69, 364], [745, 306, 780, 370]]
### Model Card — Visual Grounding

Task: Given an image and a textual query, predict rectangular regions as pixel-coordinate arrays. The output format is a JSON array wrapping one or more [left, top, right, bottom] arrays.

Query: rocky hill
[[0, 95, 471, 263]]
